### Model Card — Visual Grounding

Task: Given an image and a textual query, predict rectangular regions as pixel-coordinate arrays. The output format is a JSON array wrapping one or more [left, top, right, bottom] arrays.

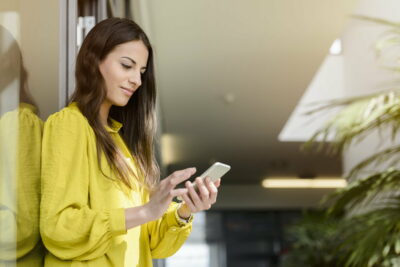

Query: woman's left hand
[[177, 177, 221, 219]]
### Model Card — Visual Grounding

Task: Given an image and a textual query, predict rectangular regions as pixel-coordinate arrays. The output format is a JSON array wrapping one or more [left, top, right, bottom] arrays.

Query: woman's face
[[99, 40, 149, 107]]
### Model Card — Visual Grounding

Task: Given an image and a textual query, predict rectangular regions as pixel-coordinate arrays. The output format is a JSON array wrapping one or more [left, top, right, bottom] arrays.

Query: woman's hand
[[178, 177, 221, 219], [144, 168, 197, 221], [125, 168, 196, 229]]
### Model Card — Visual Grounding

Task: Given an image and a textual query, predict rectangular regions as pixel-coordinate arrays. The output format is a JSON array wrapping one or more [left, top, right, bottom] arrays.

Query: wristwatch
[[175, 203, 193, 224]]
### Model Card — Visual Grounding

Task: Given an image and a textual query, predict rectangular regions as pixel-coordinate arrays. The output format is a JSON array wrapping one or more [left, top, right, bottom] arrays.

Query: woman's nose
[[129, 72, 142, 88]]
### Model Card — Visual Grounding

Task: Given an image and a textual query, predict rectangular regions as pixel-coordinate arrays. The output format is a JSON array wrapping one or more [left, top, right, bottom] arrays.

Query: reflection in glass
[[0, 25, 44, 266]]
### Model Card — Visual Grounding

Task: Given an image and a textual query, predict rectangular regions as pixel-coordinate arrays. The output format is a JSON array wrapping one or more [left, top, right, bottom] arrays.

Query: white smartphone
[[177, 162, 231, 200], [198, 162, 231, 182], [191, 162, 231, 192]]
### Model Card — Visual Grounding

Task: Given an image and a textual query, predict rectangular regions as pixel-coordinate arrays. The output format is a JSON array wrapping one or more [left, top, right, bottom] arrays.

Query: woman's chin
[[112, 98, 130, 107]]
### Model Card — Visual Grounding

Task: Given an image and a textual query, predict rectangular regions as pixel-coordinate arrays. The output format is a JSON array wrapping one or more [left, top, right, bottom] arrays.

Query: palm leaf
[[303, 91, 400, 154], [347, 145, 400, 179], [351, 15, 400, 28], [336, 203, 400, 266], [304, 15, 400, 154], [324, 169, 400, 216], [352, 15, 400, 73], [302, 15, 400, 267], [375, 33, 400, 57]]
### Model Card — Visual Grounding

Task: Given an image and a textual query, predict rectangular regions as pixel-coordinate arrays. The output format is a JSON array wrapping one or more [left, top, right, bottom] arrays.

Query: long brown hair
[[70, 18, 159, 190], [0, 25, 37, 110]]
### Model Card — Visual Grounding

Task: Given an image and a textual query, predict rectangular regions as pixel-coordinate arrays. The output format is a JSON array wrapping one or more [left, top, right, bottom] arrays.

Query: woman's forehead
[[113, 40, 147, 55], [110, 40, 149, 65]]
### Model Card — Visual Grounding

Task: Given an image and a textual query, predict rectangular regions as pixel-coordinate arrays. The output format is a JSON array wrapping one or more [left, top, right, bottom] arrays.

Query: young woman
[[40, 18, 220, 266]]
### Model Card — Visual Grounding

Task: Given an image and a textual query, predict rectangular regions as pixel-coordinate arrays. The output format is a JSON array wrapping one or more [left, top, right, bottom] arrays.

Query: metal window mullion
[[67, 0, 78, 99]]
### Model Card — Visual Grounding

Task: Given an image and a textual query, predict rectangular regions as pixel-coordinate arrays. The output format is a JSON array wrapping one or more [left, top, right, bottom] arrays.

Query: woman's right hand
[[125, 167, 197, 229], [143, 167, 196, 221]]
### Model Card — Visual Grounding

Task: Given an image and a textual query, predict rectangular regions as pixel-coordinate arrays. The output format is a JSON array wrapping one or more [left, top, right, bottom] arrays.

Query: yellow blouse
[[40, 103, 192, 267], [0, 103, 44, 267]]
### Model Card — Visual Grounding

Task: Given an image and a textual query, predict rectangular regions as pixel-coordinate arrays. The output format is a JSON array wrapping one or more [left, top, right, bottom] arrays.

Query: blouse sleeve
[[0, 110, 19, 260], [147, 202, 193, 259], [15, 107, 43, 259], [40, 110, 126, 261]]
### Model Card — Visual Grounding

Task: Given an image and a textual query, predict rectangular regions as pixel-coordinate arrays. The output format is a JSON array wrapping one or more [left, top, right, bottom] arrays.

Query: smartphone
[[177, 162, 231, 200], [189, 162, 231, 191], [198, 162, 231, 183]]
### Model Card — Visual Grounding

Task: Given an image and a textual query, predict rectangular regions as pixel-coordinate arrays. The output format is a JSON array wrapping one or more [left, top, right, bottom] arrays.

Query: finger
[[169, 188, 189, 199], [214, 179, 221, 188], [205, 178, 218, 204], [187, 180, 206, 209], [196, 177, 210, 202], [182, 193, 197, 212], [167, 168, 197, 188]]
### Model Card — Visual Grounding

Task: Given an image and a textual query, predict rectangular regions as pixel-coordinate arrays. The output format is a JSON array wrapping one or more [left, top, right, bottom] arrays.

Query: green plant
[[301, 15, 400, 267], [281, 211, 345, 267]]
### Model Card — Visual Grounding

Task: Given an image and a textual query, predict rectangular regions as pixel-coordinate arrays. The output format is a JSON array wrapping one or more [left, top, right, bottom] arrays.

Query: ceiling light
[[223, 93, 236, 104], [329, 39, 342, 55], [261, 178, 347, 188]]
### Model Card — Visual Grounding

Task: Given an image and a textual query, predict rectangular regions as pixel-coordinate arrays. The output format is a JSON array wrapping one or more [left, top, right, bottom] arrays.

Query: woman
[[40, 18, 220, 266]]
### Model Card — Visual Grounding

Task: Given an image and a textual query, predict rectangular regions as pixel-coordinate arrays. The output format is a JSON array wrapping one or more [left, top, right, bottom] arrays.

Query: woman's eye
[[121, 63, 132, 69]]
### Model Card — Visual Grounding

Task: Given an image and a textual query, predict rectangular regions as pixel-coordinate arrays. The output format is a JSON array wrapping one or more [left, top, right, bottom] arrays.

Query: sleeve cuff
[[109, 208, 127, 236], [166, 202, 194, 228], [175, 203, 193, 225]]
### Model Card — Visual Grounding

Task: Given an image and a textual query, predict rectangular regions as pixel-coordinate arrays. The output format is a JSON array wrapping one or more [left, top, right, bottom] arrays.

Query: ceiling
[[142, 0, 360, 184]]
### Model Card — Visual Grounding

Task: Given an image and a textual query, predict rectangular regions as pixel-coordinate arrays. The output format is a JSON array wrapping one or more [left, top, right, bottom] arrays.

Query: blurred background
[[1, 0, 400, 266]]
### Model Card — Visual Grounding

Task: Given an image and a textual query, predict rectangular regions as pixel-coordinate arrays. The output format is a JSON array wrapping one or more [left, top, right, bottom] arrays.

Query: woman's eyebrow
[[121, 56, 147, 70], [122, 56, 135, 64]]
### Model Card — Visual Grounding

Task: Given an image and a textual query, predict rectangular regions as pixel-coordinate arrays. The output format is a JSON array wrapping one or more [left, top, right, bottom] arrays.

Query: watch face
[[176, 204, 192, 224]]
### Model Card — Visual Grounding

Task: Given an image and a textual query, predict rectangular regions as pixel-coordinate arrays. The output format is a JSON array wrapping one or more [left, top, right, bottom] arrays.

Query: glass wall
[[0, 0, 60, 266]]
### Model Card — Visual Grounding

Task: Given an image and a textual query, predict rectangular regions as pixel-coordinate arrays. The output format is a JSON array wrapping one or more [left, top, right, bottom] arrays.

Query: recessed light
[[261, 178, 347, 188], [329, 39, 342, 55], [223, 93, 236, 104]]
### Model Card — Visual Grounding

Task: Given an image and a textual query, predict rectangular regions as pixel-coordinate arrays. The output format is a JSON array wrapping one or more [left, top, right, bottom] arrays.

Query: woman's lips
[[121, 87, 134, 96]]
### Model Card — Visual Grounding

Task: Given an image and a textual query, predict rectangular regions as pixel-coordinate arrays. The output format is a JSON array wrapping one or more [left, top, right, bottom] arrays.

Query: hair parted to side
[[70, 18, 159, 190]]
